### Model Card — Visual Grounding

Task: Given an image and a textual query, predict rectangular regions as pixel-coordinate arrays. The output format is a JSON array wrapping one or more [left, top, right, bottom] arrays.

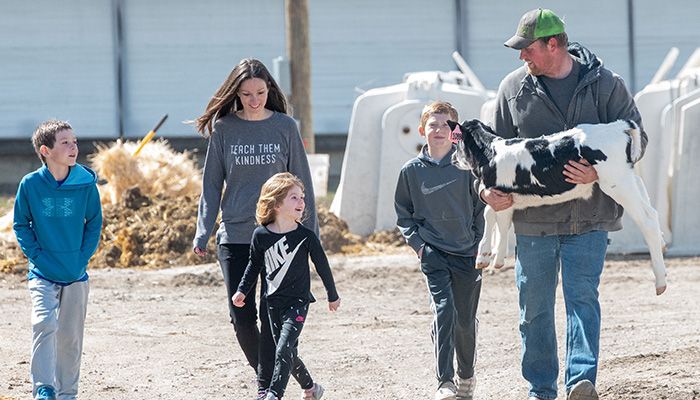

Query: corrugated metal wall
[[467, 0, 631, 90], [634, 0, 700, 86], [309, 0, 456, 134], [120, 0, 286, 137], [0, 0, 118, 138], [1, 1, 699, 139]]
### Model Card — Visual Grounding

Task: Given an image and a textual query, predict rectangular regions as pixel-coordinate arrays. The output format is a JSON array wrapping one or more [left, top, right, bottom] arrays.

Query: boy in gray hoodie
[[394, 101, 485, 400]]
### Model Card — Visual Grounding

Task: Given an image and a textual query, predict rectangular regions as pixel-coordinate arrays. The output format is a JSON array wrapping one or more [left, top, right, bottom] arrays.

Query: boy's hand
[[417, 246, 424, 259], [193, 246, 207, 257], [232, 292, 246, 308], [328, 298, 341, 312]]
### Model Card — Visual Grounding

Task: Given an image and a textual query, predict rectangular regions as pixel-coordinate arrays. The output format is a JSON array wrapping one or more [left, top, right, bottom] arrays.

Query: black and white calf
[[448, 119, 667, 295]]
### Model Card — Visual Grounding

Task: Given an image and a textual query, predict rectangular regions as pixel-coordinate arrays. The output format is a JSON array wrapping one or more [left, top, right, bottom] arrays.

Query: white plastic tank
[[610, 49, 700, 254], [307, 153, 330, 198], [331, 70, 493, 235], [669, 96, 700, 254], [608, 80, 681, 253]]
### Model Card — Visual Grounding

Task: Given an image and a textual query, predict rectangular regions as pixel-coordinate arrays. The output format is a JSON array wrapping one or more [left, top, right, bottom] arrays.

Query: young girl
[[191, 58, 318, 399], [233, 172, 340, 400]]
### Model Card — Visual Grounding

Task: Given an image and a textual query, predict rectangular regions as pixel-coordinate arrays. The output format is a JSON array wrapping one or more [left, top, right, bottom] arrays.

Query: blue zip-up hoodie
[[13, 163, 102, 284]]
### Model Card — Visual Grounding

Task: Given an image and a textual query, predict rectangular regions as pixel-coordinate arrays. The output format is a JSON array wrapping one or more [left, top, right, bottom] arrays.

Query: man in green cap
[[481, 8, 647, 400]]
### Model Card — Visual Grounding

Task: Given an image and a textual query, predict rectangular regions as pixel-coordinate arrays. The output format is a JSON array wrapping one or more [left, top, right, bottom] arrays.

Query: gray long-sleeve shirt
[[193, 112, 318, 249]]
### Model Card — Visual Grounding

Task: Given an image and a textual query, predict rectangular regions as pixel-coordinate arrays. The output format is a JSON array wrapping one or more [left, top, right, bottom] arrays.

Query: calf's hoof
[[476, 253, 492, 269], [656, 285, 667, 296]]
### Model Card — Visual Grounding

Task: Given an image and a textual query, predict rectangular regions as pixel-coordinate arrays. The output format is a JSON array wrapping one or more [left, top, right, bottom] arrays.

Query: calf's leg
[[493, 207, 514, 269], [476, 205, 496, 269], [599, 175, 667, 295]]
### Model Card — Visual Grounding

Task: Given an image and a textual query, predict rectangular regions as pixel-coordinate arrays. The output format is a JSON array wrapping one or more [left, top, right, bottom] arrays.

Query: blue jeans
[[515, 230, 608, 400]]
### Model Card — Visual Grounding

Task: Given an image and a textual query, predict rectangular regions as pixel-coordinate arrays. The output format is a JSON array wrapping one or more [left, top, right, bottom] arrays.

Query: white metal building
[[2, 0, 700, 140]]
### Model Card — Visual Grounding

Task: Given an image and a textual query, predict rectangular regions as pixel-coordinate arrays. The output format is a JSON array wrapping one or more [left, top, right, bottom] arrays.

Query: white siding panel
[[309, 0, 456, 134], [0, 0, 117, 139], [634, 0, 700, 88], [121, 0, 285, 137], [467, 1, 630, 92]]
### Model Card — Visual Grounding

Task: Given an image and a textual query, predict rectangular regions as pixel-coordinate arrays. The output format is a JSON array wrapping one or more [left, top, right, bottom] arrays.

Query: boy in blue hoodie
[[394, 102, 485, 400], [13, 119, 102, 400]]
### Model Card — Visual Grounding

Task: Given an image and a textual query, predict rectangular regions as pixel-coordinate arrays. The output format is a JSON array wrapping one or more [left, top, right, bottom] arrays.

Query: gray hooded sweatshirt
[[492, 42, 645, 236], [193, 112, 317, 249], [395, 145, 485, 257]]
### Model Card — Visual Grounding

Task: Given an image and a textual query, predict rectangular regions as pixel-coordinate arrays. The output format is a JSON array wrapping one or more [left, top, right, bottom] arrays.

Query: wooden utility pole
[[285, 0, 314, 152]]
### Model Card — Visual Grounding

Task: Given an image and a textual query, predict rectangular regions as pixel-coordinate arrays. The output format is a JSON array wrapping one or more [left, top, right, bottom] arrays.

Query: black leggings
[[267, 298, 314, 398], [217, 243, 309, 390]]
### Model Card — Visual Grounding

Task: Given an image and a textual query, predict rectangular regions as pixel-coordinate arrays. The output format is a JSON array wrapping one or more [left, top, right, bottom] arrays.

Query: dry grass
[[0, 194, 12, 214], [90, 139, 201, 205], [0, 139, 406, 275]]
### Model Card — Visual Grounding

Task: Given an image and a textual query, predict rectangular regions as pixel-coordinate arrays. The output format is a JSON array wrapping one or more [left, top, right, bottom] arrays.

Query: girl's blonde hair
[[256, 172, 305, 226]]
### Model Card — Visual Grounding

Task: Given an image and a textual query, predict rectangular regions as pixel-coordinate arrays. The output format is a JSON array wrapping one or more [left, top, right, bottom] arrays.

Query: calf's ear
[[447, 120, 463, 143]]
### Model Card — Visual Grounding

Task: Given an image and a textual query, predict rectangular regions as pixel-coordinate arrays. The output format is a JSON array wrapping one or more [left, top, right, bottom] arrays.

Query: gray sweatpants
[[420, 244, 481, 385], [28, 277, 89, 400]]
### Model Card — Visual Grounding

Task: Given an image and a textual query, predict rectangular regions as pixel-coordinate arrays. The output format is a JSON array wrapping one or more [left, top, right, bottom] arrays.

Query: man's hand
[[481, 188, 514, 211], [564, 159, 598, 184]]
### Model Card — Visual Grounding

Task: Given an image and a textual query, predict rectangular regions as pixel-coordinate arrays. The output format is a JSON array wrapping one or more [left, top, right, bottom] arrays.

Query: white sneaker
[[302, 383, 324, 400], [264, 392, 279, 400], [456, 376, 476, 399], [435, 381, 458, 400], [567, 380, 599, 400]]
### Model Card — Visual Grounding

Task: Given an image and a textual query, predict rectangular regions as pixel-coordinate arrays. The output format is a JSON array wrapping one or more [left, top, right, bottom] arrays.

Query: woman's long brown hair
[[194, 58, 288, 136]]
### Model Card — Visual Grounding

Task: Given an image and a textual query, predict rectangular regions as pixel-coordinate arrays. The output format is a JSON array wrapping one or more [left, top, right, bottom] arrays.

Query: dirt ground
[[1, 250, 699, 400]]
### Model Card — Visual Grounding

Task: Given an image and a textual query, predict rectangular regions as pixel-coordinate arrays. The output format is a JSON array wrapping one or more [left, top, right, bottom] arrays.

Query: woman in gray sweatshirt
[[192, 58, 318, 400]]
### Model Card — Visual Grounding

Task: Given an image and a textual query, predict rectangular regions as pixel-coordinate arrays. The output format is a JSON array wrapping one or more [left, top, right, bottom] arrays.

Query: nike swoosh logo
[[267, 238, 307, 296], [421, 179, 457, 195]]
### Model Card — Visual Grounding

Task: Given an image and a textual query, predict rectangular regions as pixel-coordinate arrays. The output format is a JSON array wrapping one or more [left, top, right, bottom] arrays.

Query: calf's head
[[447, 119, 497, 177]]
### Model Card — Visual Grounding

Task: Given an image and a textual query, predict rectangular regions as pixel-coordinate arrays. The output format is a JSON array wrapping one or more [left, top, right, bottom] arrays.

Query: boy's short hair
[[32, 119, 72, 164], [419, 101, 459, 129]]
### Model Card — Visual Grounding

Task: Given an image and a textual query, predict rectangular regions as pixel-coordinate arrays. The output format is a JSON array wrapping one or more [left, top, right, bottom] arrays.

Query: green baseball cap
[[504, 8, 565, 50]]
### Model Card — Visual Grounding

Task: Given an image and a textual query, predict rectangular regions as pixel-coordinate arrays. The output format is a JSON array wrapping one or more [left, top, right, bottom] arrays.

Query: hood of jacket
[[39, 163, 98, 189], [417, 144, 457, 168], [567, 41, 603, 85]]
